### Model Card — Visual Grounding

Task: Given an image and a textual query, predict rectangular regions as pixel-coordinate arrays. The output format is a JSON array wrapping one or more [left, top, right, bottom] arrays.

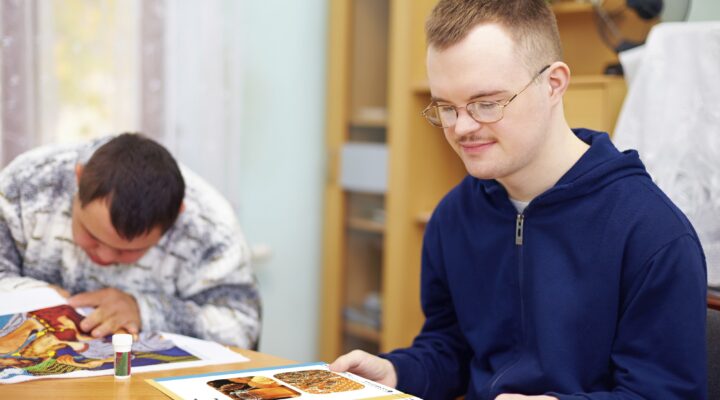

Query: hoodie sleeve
[[381, 213, 472, 400], [547, 234, 707, 400]]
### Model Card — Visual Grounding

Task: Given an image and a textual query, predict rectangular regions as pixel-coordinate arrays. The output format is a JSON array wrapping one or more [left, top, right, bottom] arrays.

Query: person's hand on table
[[329, 349, 397, 388], [68, 287, 141, 338]]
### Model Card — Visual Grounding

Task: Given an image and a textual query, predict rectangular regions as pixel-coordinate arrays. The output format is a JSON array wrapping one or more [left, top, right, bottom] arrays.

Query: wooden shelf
[[348, 217, 385, 234], [351, 106, 388, 128], [551, 1, 593, 15], [350, 116, 387, 128], [344, 321, 381, 343], [569, 75, 625, 84]]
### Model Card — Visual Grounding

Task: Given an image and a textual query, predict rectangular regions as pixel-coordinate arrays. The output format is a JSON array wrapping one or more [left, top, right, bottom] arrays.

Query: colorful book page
[[147, 362, 422, 400]]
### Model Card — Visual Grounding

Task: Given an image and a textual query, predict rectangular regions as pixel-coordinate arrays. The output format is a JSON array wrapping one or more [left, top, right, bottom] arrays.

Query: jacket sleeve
[[0, 163, 55, 291], [382, 214, 472, 400], [548, 234, 707, 400], [129, 229, 262, 349]]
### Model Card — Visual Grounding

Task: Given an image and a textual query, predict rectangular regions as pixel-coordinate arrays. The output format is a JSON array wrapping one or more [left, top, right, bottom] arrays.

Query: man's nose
[[95, 245, 119, 262], [453, 108, 482, 137]]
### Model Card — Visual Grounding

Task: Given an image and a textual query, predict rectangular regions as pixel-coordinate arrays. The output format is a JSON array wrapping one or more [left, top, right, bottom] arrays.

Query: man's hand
[[329, 350, 397, 388], [496, 395, 558, 400], [68, 288, 141, 338]]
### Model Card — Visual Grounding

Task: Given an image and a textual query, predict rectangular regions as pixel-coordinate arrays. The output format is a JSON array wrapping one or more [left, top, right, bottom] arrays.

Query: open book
[[147, 362, 422, 400]]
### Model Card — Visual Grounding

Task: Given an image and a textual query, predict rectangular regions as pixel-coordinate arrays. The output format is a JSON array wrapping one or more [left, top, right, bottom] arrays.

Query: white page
[[157, 332, 249, 365], [0, 287, 67, 314]]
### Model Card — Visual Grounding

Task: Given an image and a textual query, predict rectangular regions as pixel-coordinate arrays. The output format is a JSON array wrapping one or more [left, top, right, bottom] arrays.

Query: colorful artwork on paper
[[272, 370, 365, 394], [205, 370, 365, 399], [207, 376, 302, 399], [0, 304, 198, 383], [148, 363, 422, 400]]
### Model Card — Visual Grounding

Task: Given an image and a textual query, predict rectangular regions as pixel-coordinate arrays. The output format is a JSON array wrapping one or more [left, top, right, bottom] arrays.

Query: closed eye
[[473, 101, 500, 109]]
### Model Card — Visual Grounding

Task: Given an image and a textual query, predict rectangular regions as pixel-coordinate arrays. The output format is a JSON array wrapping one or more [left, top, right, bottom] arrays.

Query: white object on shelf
[[340, 143, 388, 194]]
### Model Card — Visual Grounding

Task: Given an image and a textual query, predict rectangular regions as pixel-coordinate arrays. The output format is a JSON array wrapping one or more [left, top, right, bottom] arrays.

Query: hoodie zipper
[[515, 214, 524, 245], [489, 213, 526, 396]]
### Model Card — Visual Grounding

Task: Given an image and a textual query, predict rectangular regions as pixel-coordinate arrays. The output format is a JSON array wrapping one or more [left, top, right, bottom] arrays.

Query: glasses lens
[[423, 106, 444, 127], [467, 101, 502, 123], [436, 106, 457, 127]]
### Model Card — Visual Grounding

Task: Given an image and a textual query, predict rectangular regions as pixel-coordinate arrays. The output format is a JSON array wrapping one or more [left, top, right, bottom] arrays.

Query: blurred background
[[0, 0, 718, 363]]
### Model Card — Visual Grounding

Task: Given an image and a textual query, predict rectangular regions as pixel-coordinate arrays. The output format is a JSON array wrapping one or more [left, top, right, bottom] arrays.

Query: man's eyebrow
[[81, 221, 148, 252], [468, 89, 507, 100], [430, 95, 449, 103], [431, 89, 508, 104]]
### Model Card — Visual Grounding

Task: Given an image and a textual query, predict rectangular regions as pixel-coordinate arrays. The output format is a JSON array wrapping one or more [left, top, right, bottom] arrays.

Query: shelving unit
[[320, 0, 641, 362], [553, 0, 655, 134], [347, 217, 385, 234], [551, 1, 594, 14], [320, 0, 391, 360]]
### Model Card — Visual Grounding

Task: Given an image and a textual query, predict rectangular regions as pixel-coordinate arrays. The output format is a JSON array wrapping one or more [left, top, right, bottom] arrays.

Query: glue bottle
[[112, 333, 133, 379]]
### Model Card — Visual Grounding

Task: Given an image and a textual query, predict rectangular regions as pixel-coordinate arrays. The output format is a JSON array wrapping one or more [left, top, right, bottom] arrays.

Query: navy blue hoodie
[[384, 129, 707, 399]]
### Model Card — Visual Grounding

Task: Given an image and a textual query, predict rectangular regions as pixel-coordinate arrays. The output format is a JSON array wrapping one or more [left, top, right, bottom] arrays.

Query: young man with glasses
[[331, 0, 707, 399]]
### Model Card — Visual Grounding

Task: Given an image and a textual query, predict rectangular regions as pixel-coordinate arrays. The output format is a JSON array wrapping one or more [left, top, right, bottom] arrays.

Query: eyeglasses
[[421, 65, 551, 128]]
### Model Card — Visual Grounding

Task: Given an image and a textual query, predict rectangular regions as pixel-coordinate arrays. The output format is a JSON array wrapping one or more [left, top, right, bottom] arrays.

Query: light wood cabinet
[[320, 0, 394, 361], [320, 0, 635, 362]]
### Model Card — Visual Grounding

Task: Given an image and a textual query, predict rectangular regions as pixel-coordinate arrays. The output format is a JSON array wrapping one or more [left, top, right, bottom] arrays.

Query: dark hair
[[78, 133, 185, 240], [426, 0, 562, 71]]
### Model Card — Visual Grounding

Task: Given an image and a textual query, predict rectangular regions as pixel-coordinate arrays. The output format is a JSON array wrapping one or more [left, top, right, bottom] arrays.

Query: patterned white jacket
[[0, 138, 261, 348]]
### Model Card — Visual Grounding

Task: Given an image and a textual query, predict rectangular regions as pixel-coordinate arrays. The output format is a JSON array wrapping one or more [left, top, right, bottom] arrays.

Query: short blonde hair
[[426, 0, 563, 71]]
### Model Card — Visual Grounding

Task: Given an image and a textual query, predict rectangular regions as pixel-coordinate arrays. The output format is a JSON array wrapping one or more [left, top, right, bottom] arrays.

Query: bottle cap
[[112, 333, 133, 347]]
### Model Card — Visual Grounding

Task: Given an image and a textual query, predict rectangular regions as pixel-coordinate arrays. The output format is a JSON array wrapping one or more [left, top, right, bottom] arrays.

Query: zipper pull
[[515, 214, 524, 246]]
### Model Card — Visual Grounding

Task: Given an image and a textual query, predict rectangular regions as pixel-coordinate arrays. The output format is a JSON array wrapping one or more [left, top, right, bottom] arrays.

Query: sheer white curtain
[[1, 0, 140, 161], [162, 0, 244, 209], [0, 0, 243, 210], [614, 22, 720, 287], [1, 0, 40, 164]]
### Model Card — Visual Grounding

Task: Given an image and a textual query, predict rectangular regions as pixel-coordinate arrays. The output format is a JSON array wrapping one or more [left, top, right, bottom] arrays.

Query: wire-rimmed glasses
[[422, 65, 551, 128]]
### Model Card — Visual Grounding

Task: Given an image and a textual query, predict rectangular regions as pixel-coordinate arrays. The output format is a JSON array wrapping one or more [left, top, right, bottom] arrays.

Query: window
[[0, 0, 154, 163]]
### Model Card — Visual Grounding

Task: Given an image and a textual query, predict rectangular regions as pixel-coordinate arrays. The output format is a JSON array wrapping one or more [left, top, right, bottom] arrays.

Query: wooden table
[[0, 349, 294, 399]]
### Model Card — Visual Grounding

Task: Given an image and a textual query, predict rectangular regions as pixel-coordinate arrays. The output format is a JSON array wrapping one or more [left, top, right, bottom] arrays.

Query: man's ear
[[547, 61, 571, 106], [179, 202, 185, 214], [75, 164, 84, 185]]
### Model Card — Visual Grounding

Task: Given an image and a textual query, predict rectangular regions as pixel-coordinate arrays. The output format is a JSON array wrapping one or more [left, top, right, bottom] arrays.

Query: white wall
[[236, 1, 328, 362], [688, 0, 720, 21]]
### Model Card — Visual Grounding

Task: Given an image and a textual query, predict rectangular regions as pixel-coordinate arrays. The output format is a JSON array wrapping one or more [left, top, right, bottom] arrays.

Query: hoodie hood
[[478, 129, 650, 207]]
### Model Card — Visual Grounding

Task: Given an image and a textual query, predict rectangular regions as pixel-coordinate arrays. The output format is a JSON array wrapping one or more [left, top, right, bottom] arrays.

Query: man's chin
[[87, 253, 114, 266], [464, 163, 497, 180]]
